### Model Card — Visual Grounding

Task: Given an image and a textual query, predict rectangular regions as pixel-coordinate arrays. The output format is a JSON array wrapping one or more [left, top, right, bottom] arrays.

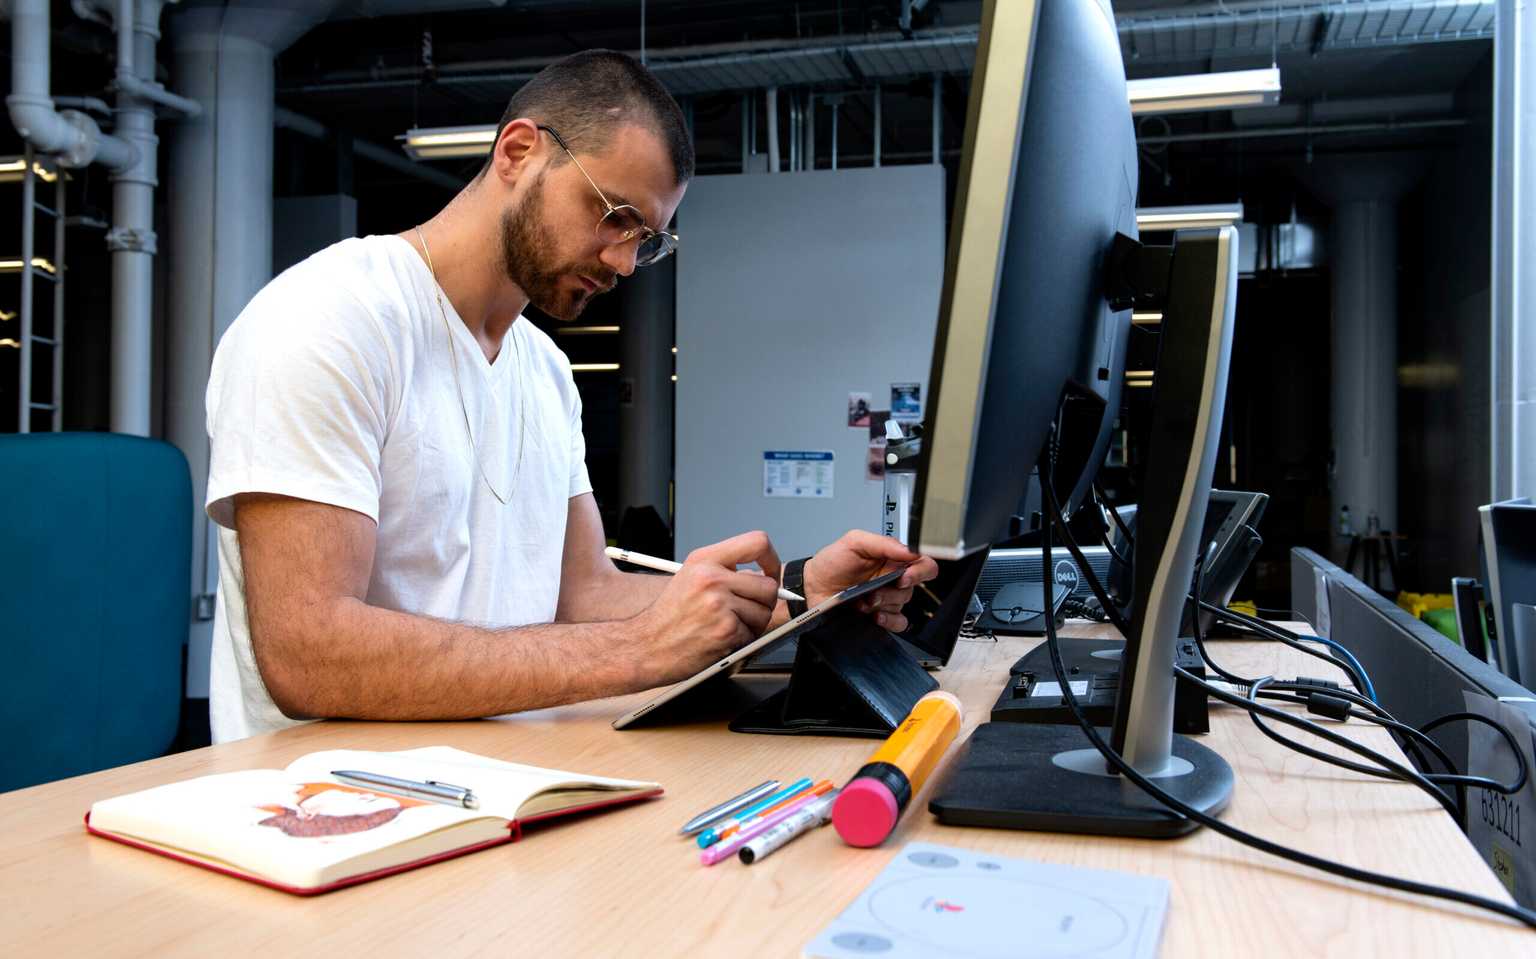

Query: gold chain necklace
[[415, 225, 524, 506]]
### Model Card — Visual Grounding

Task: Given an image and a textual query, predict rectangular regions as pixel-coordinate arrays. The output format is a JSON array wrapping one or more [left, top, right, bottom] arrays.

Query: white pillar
[[1330, 199, 1400, 536], [163, 1, 337, 698], [1493, 0, 1536, 502]]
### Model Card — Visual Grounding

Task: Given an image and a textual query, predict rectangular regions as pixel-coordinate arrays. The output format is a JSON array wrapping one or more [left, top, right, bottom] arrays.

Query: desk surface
[[2, 626, 1529, 957]]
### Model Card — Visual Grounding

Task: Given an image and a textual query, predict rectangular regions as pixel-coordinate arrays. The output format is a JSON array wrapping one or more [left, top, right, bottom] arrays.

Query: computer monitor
[[1478, 499, 1536, 684], [915, 0, 1240, 836]]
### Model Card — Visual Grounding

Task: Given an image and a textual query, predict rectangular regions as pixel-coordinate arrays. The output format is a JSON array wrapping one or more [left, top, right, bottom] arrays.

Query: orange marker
[[715, 780, 835, 845]]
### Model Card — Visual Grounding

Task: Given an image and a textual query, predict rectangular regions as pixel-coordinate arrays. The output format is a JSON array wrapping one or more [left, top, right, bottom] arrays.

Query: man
[[205, 50, 938, 743]]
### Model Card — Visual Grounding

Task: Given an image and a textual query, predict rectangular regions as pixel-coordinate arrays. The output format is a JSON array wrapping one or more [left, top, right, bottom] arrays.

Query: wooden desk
[[2, 625, 1529, 956]]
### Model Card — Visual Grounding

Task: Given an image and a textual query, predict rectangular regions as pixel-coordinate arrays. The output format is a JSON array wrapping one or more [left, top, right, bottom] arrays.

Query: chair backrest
[[0, 433, 191, 792]]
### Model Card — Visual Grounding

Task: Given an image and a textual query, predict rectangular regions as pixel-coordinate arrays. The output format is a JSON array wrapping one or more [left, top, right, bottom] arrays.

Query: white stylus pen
[[605, 546, 805, 603]]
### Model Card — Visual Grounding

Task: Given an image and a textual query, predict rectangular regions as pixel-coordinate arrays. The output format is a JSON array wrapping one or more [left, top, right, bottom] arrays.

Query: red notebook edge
[[82, 786, 663, 896]]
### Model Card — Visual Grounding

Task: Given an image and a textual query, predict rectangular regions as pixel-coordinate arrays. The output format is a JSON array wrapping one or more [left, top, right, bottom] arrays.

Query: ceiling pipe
[[765, 87, 780, 172], [6, 0, 137, 170], [1136, 117, 1467, 144]]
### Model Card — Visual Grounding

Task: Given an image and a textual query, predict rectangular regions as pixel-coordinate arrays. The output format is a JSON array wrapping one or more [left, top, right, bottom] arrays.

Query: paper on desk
[[805, 841, 1168, 959], [1463, 691, 1536, 908]]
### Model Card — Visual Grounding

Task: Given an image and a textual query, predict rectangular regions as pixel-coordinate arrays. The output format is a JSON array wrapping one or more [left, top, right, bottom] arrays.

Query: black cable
[[1035, 448, 1536, 929], [1189, 547, 1256, 687], [1096, 479, 1135, 552], [1203, 600, 1372, 694], [1182, 670, 1462, 818], [1260, 681, 1449, 781]]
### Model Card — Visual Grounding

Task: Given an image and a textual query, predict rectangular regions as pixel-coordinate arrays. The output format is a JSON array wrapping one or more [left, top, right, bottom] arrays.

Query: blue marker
[[696, 778, 813, 849]]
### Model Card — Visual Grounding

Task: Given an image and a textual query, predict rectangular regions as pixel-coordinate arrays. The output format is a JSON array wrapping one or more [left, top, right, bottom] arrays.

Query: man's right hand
[[628, 531, 783, 687]]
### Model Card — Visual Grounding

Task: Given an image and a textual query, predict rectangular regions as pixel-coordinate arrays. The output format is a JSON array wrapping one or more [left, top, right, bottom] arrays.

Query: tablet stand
[[730, 607, 938, 738]]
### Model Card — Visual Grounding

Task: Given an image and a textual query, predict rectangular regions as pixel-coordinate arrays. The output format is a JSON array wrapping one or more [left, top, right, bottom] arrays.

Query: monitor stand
[[930, 227, 1239, 838]]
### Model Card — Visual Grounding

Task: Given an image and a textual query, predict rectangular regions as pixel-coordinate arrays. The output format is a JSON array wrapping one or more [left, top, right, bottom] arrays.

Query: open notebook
[[86, 746, 661, 895]]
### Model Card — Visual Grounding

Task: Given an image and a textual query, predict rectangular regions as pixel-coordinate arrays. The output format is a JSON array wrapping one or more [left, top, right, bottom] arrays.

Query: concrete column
[[618, 258, 676, 547], [107, 2, 164, 436], [1309, 155, 1422, 549], [163, 0, 338, 697], [1330, 199, 1400, 536], [1493, 0, 1536, 501]]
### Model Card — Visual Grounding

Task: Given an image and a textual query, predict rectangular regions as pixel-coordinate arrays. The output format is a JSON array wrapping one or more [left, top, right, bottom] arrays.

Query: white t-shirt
[[205, 235, 592, 743]]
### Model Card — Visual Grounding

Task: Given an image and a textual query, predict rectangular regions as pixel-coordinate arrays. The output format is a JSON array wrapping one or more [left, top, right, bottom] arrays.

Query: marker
[[605, 546, 805, 604], [699, 785, 833, 866], [739, 791, 839, 865], [708, 780, 827, 848], [697, 778, 812, 848], [832, 690, 963, 848], [679, 780, 781, 836]]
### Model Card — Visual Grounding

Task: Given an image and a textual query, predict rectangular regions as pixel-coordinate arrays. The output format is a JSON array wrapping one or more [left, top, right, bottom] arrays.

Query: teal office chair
[[0, 433, 191, 792]]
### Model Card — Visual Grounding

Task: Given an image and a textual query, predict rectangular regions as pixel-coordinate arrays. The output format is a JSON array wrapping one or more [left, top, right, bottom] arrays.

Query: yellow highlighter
[[832, 690, 963, 847]]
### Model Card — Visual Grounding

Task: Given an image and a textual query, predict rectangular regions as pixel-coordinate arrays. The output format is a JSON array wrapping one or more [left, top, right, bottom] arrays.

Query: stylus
[[605, 547, 805, 603], [679, 780, 782, 835]]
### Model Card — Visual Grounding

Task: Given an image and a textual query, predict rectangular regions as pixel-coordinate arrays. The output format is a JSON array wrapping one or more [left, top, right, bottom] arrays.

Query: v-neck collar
[[391, 234, 519, 381]]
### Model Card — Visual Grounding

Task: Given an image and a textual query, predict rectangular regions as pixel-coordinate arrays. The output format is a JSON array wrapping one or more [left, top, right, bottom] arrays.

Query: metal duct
[[281, 2, 1494, 102], [1119, 0, 1496, 64], [333, 0, 507, 15]]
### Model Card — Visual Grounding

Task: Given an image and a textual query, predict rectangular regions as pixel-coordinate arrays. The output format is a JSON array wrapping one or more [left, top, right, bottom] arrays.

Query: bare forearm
[[556, 568, 671, 623], [256, 598, 658, 722]]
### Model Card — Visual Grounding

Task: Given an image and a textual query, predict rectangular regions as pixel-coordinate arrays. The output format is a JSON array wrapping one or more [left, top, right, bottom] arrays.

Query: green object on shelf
[[1421, 607, 1460, 645]]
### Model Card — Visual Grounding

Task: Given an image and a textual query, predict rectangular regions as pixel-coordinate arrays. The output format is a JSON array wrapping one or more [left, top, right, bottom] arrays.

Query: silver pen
[[331, 769, 480, 810], [679, 780, 782, 835]]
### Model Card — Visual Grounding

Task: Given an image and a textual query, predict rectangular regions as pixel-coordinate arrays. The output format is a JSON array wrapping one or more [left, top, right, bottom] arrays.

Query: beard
[[500, 171, 616, 321]]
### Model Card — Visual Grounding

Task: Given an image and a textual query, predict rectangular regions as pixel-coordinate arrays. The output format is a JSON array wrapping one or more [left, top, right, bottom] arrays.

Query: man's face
[[500, 123, 687, 321]]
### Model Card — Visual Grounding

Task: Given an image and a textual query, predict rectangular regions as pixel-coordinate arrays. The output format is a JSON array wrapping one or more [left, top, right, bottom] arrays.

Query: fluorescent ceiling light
[[0, 309, 15, 321], [0, 338, 19, 349], [0, 157, 59, 183], [401, 125, 497, 161], [1136, 204, 1244, 232], [556, 325, 621, 336], [1131, 312, 1162, 325], [570, 363, 621, 372], [0, 257, 58, 274], [1127, 67, 1280, 116]]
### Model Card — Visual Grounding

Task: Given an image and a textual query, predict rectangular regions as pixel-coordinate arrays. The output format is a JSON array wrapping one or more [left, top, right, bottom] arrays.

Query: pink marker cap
[[832, 777, 900, 847]]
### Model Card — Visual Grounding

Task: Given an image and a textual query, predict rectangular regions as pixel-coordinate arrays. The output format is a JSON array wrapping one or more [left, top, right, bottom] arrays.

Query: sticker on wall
[[867, 410, 892, 446], [865, 443, 887, 482], [891, 382, 922, 422], [847, 393, 873, 428], [764, 450, 835, 498]]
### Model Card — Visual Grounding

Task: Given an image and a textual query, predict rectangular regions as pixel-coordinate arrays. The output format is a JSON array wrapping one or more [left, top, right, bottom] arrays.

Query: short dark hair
[[485, 49, 693, 185]]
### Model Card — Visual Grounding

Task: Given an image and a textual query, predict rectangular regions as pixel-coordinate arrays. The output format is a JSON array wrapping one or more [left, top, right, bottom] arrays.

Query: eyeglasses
[[538, 124, 679, 268]]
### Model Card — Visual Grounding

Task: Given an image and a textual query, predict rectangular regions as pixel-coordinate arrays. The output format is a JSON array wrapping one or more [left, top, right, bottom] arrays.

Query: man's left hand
[[802, 530, 940, 633]]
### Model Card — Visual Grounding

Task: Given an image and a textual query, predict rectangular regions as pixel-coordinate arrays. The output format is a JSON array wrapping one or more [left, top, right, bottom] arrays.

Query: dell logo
[[1053, 560, 1079, 591]]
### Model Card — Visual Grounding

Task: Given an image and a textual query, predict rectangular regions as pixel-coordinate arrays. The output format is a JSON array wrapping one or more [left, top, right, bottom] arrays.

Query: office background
[[0, 0, 1532, 757]]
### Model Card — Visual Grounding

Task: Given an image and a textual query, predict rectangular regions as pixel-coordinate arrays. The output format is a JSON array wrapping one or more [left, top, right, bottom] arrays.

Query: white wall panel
[[675, 164, 945, 562]]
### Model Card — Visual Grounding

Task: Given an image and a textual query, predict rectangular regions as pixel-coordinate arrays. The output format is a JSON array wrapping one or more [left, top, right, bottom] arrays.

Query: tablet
[[611, 568, 907, 730]]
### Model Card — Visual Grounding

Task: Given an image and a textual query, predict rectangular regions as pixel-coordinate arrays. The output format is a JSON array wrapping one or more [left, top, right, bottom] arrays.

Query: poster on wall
[[891, 383, 922, 422], [847, 393, 873, 428], [764, 450, 835, 498]]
